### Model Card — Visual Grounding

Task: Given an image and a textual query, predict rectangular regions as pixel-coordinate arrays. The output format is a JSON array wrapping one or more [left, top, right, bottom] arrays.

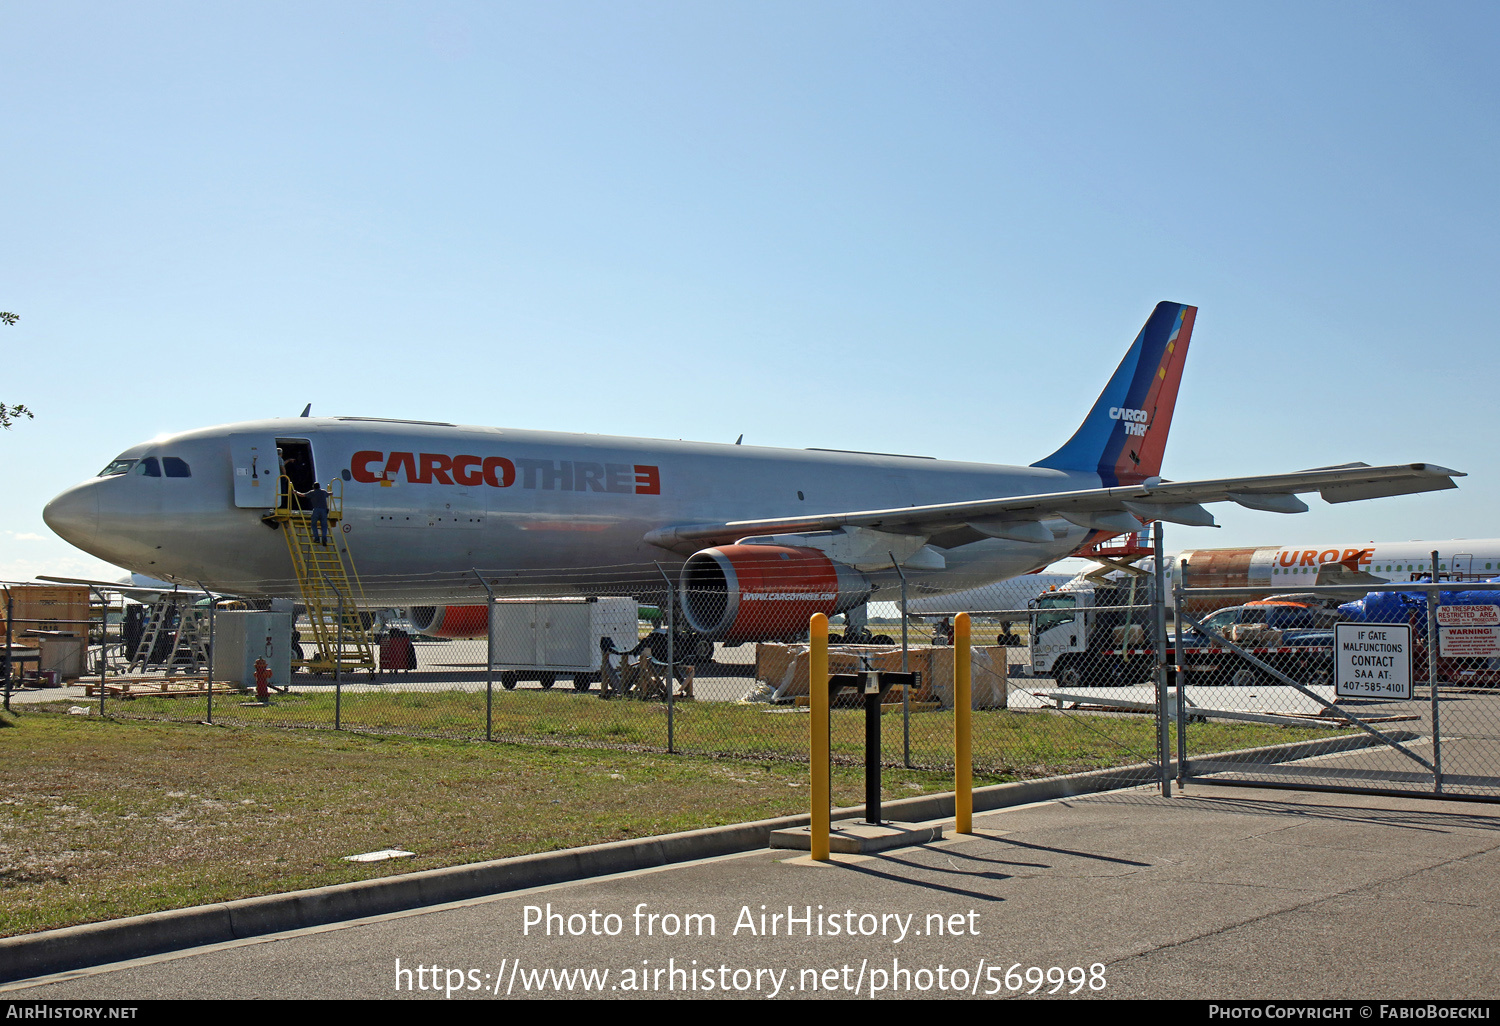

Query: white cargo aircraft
[[42, 302, 1463, 642], [908, 540, 1500, 618]]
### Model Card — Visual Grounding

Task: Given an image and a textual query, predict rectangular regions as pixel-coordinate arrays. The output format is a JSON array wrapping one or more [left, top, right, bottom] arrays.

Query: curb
[[0, 735, 1386, 985]]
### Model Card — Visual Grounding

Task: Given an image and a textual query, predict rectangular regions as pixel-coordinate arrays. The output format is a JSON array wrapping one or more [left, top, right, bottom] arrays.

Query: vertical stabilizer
[[1032, 301, 1195, 486]]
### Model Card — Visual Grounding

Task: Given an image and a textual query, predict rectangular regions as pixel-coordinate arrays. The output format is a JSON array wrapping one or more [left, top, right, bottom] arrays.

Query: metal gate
[[1171, 572, 1500, 802]]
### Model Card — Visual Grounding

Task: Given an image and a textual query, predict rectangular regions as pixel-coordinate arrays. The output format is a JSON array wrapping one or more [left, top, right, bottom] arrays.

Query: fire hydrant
[[253, 656, 271, 702]]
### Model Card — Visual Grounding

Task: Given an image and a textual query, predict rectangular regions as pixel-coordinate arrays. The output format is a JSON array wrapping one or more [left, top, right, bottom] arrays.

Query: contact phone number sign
[[1335, 623, 1412, 700]]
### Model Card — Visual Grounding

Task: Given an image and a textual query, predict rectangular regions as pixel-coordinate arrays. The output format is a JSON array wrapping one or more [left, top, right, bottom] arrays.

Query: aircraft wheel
[[572, 674, 592, 692], [872, 634, 894, 646], [829, 633, 842, 645], [538, 672, 556, 690], [500, 671, 519, 691]]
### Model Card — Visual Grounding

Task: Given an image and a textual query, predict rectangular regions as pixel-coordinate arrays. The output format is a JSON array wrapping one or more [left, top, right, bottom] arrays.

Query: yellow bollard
[[810, 612, 830, 861], [955, 612, 973, 834]]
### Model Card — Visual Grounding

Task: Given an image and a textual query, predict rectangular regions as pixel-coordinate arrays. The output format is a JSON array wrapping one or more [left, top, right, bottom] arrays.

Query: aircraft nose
[[43, 482, 100, 549]]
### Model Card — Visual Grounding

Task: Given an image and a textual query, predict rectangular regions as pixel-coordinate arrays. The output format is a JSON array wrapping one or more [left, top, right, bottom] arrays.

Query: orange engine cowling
[[407, 604, 489, 638], [679, 544, 872, 642]]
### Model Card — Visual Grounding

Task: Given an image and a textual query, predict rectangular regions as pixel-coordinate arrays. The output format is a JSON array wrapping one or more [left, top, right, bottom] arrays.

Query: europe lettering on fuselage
[[349, 451, 661, 495], [1277, 547, 1376, 568], [1108, 407, 1150, 437]]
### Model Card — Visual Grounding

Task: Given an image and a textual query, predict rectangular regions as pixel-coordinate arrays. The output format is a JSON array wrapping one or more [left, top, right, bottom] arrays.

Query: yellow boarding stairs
[[270, 477, 377, 677]]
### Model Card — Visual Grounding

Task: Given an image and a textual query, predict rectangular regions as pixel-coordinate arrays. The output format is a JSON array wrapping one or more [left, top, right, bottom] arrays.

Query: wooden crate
[[753, 643, 1008, 709], [2, 585, 92, 645]]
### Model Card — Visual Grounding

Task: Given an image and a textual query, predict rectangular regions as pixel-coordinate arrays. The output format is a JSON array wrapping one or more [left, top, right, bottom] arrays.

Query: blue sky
[[2, 1, 1497, 581]]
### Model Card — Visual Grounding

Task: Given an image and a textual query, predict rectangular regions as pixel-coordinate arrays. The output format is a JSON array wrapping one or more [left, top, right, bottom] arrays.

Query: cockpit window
[[134, 457, 161, 477], [98, 458, 138, 477], [163, 457, 191, 478]]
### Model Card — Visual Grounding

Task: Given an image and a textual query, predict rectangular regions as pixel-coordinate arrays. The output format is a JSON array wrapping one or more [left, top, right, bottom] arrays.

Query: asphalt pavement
[[5, 779, 1499, 1001]]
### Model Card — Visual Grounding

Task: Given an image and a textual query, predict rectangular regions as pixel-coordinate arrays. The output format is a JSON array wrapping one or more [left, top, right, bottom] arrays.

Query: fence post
[[97, 591, 107, 719], [335, 591, 343, 731], [473, 570, 496, 742], [1152, 523, 1172, 796], [1171, 547, 1186, 784], [667, 581, 675, 755], [197, 583, 218, 724], [954, 612, 972, 833], [810, 612, 830, 861], [4, 590, 13, 714], [654, 563, 676, 755], [1429, 550, 1443, 795], [890, 554, 912, 768]]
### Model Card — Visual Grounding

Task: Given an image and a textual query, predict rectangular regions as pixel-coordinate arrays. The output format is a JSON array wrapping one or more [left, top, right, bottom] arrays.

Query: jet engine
[[406, 604, 489, 639], [679, 543, 872, 642]]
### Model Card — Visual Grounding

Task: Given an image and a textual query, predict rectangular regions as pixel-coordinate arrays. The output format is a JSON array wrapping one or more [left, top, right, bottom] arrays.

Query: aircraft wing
[[36, 575, 209, 600], [644, 462, 1464, 553]]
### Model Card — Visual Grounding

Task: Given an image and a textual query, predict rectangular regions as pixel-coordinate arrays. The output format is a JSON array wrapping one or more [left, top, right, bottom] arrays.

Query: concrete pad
[[769, 821, 944, 854]]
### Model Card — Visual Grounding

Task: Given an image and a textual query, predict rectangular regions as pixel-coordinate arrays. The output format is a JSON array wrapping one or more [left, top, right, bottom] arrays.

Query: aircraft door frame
[[275, 437, 317, 493]]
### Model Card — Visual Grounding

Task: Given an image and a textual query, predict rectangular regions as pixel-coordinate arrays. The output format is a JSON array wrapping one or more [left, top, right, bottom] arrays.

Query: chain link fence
[[5, 564, 1175, 791], [19, 542, 1495, 804]]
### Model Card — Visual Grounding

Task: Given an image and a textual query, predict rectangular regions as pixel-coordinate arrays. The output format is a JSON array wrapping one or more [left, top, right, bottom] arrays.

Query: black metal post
[[864, 673, 883, 823], [831, 671, 908, 826]]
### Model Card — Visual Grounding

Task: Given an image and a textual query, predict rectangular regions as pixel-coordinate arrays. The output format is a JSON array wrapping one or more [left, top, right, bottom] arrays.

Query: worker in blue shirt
[[297, 482, 331, 545]]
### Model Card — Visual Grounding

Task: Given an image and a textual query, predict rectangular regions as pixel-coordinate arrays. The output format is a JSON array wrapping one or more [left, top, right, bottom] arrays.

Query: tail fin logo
[[1110, 408, 1150, 435]]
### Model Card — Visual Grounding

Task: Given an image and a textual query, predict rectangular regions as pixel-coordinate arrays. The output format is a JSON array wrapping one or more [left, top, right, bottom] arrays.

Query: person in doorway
[[277, 448, 292, 509], [297, 481, 331, 545]]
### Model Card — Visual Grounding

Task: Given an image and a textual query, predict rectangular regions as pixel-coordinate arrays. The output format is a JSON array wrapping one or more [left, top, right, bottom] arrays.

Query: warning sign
[[1440, 626, 1500, 658], [1436, 604, 1500, 627], [1335, 623, 1412, 700]]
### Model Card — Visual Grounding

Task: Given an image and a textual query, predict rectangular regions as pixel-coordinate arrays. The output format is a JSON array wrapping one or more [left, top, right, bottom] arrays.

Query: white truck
[[1029, 576, 1336, 688]]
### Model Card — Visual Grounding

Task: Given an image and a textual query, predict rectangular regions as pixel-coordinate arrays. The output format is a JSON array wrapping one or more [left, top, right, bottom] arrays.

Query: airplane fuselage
[[44, 416, 1104, 605]]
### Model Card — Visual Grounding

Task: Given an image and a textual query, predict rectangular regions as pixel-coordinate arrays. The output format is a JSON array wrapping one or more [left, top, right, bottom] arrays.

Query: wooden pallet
[[82, 677, 241, 699]]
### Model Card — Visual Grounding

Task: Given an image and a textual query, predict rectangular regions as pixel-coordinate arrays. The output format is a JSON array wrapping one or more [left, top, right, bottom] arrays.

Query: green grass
[[0, 712, 966, 938], [1, 699, 1346, 938], [41, 687, 1341, 777]]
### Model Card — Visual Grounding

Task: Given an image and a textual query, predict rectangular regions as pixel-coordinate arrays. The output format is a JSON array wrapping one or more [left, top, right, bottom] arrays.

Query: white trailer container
[[487, 597, 638, 691]]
